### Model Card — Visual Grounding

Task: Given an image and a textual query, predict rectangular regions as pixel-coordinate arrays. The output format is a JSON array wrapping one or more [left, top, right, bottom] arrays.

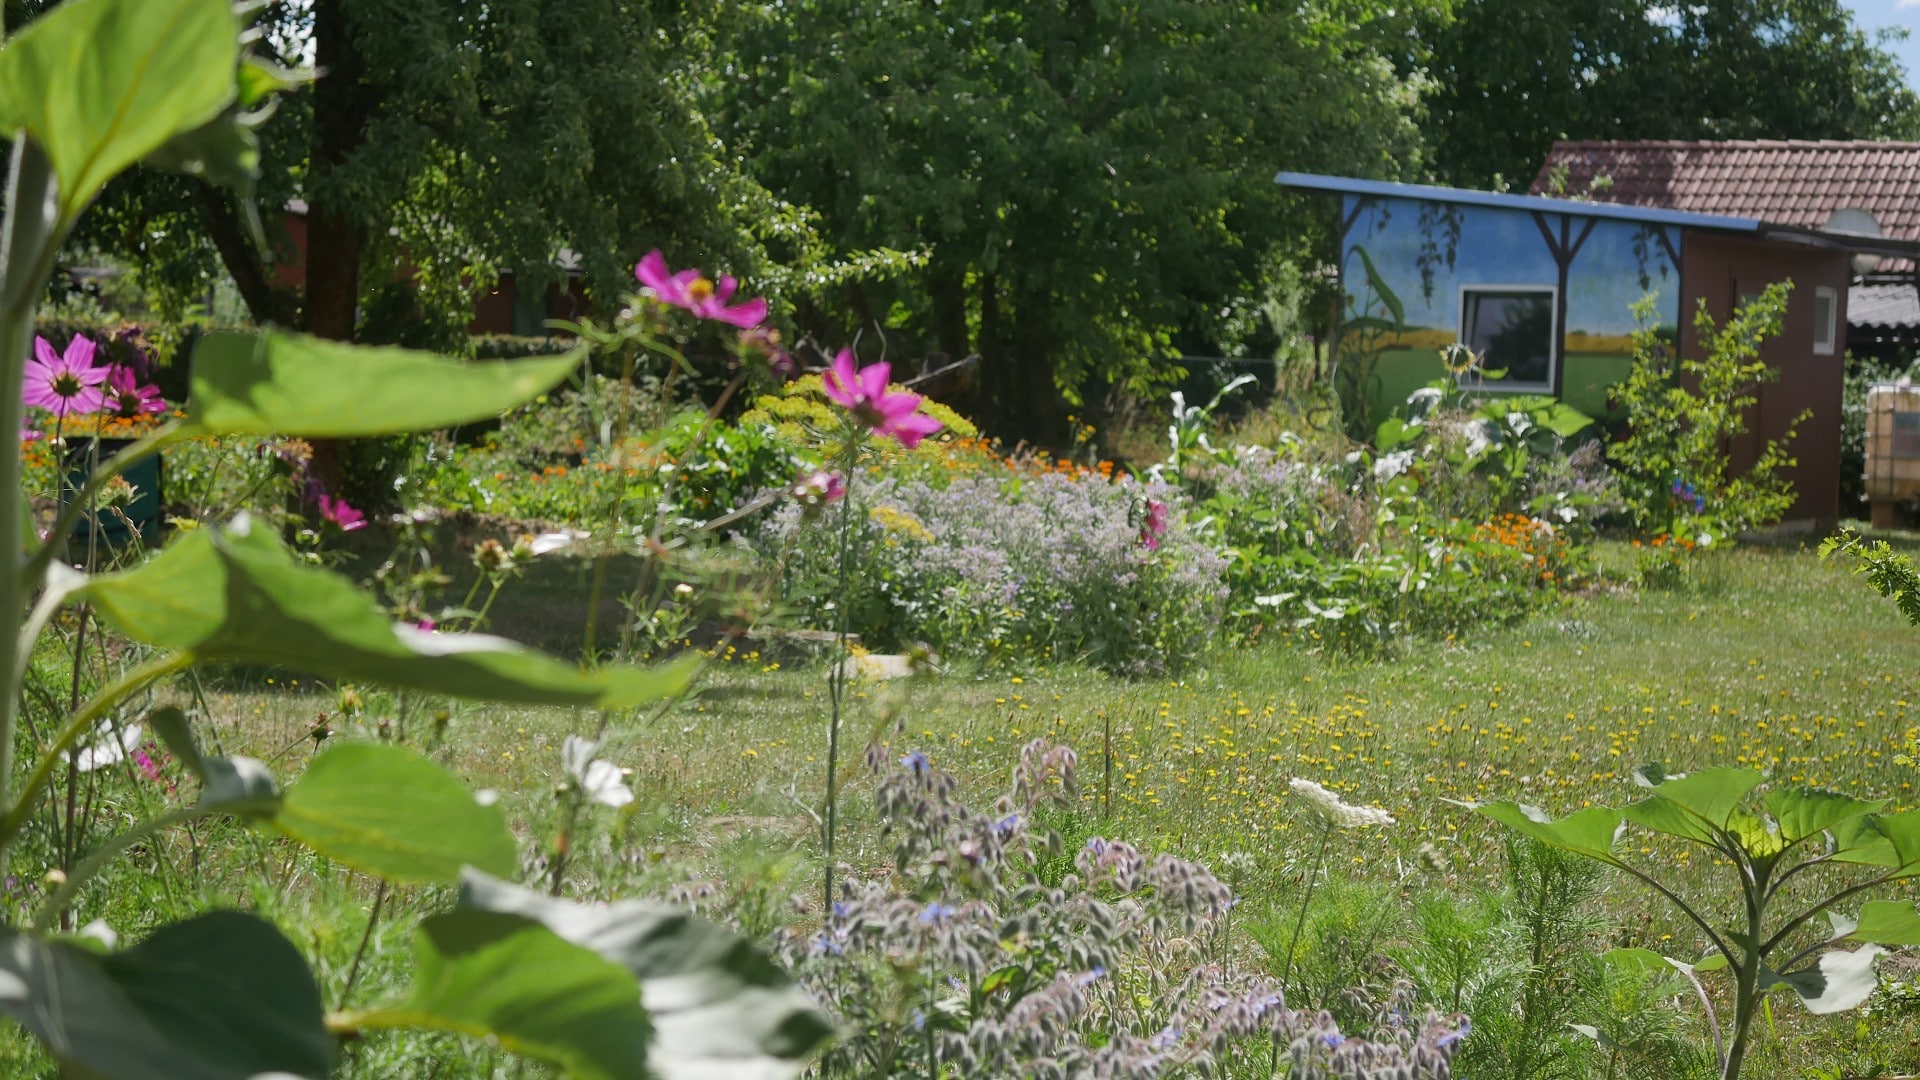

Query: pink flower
[[738, 326, 795, 380], [133, 745, 165, 784], [102, 366, 167, 418], [634, 249, 767, 329], [1140, 498, 1169, 551], [821, 349, 944, 449], [19, 427, 41, 443], [792, 470, 847, 510], [316, 494, 366, 532], [23, 335, 106, 417]]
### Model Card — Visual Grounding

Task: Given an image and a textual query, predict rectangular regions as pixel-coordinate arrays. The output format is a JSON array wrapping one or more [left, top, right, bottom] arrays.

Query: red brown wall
[[1679, 233, 1850, 522]]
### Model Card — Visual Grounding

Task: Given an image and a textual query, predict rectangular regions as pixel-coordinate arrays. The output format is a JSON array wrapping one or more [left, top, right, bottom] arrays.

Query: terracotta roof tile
[[1534, 140, 1920, 273]]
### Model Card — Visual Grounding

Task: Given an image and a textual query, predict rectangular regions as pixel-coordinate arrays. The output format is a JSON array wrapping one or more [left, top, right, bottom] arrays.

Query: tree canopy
[[1423, 0, 1920, 187], [48, 0, 1920, 442]]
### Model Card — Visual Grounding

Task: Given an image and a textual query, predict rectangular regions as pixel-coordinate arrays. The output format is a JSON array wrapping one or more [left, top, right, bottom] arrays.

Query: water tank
[[1865, 382, 1920, 500]]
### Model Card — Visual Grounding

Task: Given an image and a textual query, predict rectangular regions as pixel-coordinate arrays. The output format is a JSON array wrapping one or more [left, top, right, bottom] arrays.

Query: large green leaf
[[1850, 900, 1920, 947], [182, 330, 582, 438], [271, 744, 515, 884], [80, 516, 695, 708], [1471, 801, 1624, 864], [1765, 945, 1887, 1015], [1621, 767, 1764, 845], [0, 913, 329, 1079], [1833, 810, 1920, 873], [1764, 785, 1885, 845], [0, 0, 239, 223], [356, 911, 653, 1080], [459, 871, 833, 1080]]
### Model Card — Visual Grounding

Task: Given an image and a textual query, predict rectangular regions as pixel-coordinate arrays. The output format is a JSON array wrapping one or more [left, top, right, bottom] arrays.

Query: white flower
[[1505, 411, 1533, 436], [71, 721, 142, 773], [1555, 505, 1578, 523], [1406, 386, 1443, 416], [1372, 450, 1414, 481], [562, 735, 633, 808], [1289, 777, 1395, 828], [1463, 422, 1493, 458], [527, 529, 590, 557]]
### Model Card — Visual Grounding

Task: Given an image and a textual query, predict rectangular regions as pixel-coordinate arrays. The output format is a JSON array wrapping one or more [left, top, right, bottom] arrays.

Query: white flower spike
[[1289, 777, 1395, 828]]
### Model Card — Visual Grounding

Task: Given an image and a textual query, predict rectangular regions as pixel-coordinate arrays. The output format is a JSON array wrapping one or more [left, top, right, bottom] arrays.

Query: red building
[[276, 200, 588, 336]]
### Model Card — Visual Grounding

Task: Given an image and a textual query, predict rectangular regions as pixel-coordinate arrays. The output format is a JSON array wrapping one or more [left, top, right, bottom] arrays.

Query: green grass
[[15, 540, 1920, 1076]]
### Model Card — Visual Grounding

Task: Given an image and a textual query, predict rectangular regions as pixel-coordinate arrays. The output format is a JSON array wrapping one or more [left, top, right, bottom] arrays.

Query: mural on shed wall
[[1336, 194, 1681, 426]]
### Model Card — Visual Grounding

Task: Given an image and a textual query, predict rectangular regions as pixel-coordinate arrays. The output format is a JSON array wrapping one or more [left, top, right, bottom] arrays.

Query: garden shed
[[1278, 172, 1920, 521]]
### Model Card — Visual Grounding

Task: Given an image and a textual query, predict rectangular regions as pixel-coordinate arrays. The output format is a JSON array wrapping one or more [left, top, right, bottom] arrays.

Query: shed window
[[1459, 286, 1556, 390], [1813, 286, 1838, 356]]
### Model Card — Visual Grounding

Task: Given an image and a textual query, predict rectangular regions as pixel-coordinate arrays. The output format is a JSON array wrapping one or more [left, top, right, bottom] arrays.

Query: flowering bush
[[791, 743, 1469, 1079], [766, 471, 1228, 674]]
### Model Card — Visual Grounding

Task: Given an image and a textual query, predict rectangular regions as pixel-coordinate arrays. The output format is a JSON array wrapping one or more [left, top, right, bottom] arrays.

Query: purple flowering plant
[[792, 741, 1468, 1079]]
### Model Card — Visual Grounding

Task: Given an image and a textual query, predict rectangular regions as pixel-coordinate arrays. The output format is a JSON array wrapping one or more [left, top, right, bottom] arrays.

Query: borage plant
[[1461, 766, 1920, 1080], [0, 1, 828, 1077]]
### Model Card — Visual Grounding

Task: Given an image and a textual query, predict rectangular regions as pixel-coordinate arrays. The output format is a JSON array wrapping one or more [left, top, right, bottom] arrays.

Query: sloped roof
[[1532, 140, 1920, 239], [1853, 282, 1920, 330]]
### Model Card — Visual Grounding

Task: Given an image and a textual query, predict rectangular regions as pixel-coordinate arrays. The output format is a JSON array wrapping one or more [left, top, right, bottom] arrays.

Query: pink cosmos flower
[[102, 366, 167, 418], [634, 250, 767, 328], [316, 493, 366, 532], [821, 349, 944, 449], [23, 335, 107, 417], [19, 428, 41, 443]]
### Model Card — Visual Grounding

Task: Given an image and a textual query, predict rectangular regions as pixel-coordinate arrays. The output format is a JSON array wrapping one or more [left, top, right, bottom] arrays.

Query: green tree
[[70, 0, 815, 347], [720, 0, 1442, 439], [1423, 0, 1920, 188]]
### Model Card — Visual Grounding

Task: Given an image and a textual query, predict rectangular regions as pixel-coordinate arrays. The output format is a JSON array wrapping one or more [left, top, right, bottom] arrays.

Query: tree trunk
[[306, 0, 368, 344], [304, 0, 374, 493], [195, 184, 298, 327], [1010, 292, 1062, 442]]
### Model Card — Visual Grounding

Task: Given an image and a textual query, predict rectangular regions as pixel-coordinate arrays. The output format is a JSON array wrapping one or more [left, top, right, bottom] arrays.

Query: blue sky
[[1846, 0, 1918, 88]]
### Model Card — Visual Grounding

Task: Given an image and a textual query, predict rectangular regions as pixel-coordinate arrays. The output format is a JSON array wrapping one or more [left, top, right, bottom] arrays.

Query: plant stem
[[0, 651, 194, 862], [338, 879, 389, 1008], [0, 137, 66, 863], [31, 803, 211, 931], [1282, 822, 1334, 991], [822, 445, 858, 914]]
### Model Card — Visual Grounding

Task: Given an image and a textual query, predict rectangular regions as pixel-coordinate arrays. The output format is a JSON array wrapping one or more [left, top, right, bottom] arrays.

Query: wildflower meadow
[[4, 2, 1920, 1080]]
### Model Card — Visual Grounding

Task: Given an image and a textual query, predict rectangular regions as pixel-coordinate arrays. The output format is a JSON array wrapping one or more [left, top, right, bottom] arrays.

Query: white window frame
[[1813, 285, 1838, 356], [1456, 283, 1558, 393]]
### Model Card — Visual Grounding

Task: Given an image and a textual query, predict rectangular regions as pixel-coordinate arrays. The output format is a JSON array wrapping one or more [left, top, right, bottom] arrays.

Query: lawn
[[29, 539, 1911, 1078]]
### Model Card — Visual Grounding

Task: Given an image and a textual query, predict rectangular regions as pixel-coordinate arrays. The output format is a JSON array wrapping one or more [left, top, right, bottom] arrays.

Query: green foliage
[[0, 0, 237, 227], [721, 0, 1443, 431], [1467, 766, 1920, 1078], [1424, 0, 1920, 187], [359, 909, 657, 1080], [1610, 285, 1804, 537], [0, 4, 830, 1076], [0, 913, 330, 1079], [183, 331, 583, 438], [270, 744, 517, 884], [1821, 532, 1920, 626], [453, 870, 836, 1080], [80, 517, 696, 708]]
